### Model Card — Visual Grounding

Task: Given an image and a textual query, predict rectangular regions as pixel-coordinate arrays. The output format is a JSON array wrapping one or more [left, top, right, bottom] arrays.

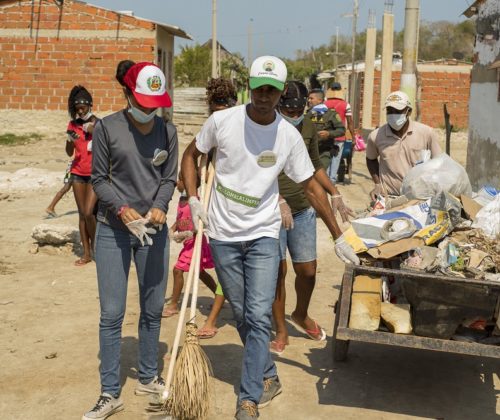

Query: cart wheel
[[332, 295, 350, 362]]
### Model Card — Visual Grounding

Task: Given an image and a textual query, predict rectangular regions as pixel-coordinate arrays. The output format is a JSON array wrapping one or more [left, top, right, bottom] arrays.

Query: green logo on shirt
[[216, 183, 261, 208]]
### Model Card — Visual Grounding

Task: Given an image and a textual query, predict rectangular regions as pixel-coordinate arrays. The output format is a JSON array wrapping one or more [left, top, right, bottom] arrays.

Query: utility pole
[[362, 10, 376, 130], [400, 0, 420, 110], [379, 0, 394, 125], [335, 26, 339, 75], [211, 0, 218, 78], [349, 0, 359, 107], [247, 18, 253, 69]]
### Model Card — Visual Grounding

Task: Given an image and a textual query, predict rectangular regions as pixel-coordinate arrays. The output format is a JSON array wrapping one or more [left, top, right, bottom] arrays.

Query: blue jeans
[[327, 141, 345, 183], [209, 237, 279, 404], [95, 222, 169, 397], [279, 207, 317, 263]]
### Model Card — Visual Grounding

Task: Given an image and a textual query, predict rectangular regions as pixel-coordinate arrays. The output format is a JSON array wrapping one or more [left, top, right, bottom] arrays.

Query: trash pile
[[345, 154, 500, 344]]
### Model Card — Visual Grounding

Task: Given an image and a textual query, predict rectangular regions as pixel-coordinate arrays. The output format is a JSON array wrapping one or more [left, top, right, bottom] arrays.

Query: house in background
[[463, 0, 500, 189], [0, 0, 191, 113]]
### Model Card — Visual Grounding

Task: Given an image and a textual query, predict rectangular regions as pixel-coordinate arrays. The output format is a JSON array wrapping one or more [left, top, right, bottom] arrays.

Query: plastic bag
[[401, 153, 472, 199], [354, 134, 366, 152], [472, 194, 500, 239]]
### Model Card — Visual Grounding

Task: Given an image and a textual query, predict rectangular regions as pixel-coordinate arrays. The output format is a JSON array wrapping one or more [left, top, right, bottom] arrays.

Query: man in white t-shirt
[[182, 56, 358, 420]]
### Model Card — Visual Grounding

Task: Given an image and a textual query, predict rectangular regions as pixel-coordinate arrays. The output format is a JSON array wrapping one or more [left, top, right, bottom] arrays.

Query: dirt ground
[[0, 111, 499, 420]]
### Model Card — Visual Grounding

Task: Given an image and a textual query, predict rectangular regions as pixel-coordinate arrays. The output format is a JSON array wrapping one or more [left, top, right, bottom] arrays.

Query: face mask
[[127, 98, 157, 124], [281, 113, 304, 127], [387, 112, 408, 130], [78, 110, 93, 122]]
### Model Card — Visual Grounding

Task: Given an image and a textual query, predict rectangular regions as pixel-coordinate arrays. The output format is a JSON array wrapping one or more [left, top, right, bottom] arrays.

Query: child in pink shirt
[[162, 179, 217, 317]]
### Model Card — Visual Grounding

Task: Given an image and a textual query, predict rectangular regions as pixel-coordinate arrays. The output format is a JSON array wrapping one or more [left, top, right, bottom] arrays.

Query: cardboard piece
[[381, 302, 412, 334], [366, 237, 425, 259], [468, 249, 490, 269], [460, 195, 483, 220], [349, 275, 382, 331]]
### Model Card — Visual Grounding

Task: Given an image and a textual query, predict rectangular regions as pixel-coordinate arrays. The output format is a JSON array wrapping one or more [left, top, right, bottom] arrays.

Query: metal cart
[[332, 265, 500, 361]]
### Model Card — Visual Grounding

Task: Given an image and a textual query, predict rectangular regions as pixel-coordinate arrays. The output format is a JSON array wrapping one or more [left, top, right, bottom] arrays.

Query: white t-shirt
[[196, 104, 314, 242]]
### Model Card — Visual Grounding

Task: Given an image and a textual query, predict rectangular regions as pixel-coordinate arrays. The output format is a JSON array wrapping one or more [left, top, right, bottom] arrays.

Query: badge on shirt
[[152, 148, 168, 166], [256, 150, 277, 168]]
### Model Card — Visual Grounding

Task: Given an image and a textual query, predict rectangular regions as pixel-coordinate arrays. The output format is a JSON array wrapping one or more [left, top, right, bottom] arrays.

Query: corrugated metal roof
[[462, 0, 486, 18], [84, 1, 193, 39]]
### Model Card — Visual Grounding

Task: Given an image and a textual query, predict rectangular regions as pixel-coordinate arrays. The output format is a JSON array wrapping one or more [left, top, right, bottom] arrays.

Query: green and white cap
[[249, 55, 287, 91]]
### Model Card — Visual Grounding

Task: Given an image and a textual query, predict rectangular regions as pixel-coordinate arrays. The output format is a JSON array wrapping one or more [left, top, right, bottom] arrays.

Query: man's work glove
[[146, 209, 166, 231], [369, 183, 385, 201], [188, 196, 208, 231], [331, 194, 356, 223], [126, 219, 156, 246], [279, 199, 294, 230], [334, 235, 360, 265], [171, 230, 193, 244]]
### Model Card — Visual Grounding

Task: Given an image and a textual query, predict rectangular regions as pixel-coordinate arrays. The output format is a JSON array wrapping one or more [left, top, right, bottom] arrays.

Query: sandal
[[162, 307, 179, 318], [45, 209, 58, 218], [269, 340, 288, 356], [74, 258, 91, 266], [197, 327, 218, 339], [290, 314, 326, 342]]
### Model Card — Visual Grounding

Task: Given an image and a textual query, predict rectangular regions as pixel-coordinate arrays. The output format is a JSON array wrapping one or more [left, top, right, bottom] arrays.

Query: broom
[[150, 159, 215, 419], [167, 162, 215, 420]]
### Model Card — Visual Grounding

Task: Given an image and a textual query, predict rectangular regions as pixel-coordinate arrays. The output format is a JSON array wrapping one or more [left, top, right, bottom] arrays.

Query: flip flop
[[197, 327, 218, 339], [74, 258, 91, 266], [45, 209, 58, 218], [269, 340, 288, 356], [290, 314, 327, 342], [162, 307, 179, 318]]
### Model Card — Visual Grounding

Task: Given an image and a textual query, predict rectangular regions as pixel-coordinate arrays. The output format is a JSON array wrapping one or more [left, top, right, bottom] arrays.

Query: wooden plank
[[337, 265, 355, 329], [336, 327, 500, 359], [352, 265, 500, 290]]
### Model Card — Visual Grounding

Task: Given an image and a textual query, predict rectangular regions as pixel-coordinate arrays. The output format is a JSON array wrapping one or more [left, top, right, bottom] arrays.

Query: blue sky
[[87, 0, 474, 60]]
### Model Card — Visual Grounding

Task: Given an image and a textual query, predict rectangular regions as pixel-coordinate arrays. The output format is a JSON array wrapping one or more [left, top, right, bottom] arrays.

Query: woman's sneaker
[[235, 400, 259, 419], [134, 375, 165, 395], [258, 376, 282, 408], [82, 393, 123, 420]]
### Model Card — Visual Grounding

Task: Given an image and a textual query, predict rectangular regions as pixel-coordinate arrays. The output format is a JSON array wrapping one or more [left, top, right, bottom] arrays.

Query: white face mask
[[281, 113, 305, 127], [78, 110, 93, 122], [127, 98, 157, 124], [387, 112, 408, 131]]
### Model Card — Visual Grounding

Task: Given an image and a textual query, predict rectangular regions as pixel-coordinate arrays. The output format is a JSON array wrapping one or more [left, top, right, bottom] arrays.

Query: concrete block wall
[[363, 70, 470, 129], [0, 0, 157, 112]]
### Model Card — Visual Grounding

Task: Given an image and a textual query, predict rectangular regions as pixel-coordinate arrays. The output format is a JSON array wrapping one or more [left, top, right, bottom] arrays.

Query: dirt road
[[0, 112, 498, 419]]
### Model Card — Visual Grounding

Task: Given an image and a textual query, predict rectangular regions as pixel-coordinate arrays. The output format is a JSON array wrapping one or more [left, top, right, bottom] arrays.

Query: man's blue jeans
[[94, 222, 169, 397], [209, 237, 279, 404], [327, 141, 345, 183]]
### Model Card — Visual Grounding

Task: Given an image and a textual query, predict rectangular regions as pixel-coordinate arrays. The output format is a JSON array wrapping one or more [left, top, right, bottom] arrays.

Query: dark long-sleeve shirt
[[308, 108, 345, 154], [91, 110, 178, 231]]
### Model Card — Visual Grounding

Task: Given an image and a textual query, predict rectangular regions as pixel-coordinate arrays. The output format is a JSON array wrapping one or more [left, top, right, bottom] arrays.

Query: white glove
[[171, 231, 193, 243], [279, 199, 294, 230], [331, 195, 356, 223], [126, 218, 156, 246], [145, 211, 164, 231], [334, 235, 360, 265], [188, 197, 208, 231], [369, 183, 385, 201], [87, 140, 92, 152], [82, 122, 94, 133]]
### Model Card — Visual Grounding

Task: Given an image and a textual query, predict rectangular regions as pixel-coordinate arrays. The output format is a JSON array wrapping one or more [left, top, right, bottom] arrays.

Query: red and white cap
[[123, 62, 172, 108]]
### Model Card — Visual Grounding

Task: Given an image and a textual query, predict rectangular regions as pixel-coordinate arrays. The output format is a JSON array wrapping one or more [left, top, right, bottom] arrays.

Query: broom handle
[[162, 156, 208, 399], [189, 163, 215, 320]]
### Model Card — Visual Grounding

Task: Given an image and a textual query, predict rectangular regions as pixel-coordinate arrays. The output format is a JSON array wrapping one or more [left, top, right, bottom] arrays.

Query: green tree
[[174, 44, 211, 87]]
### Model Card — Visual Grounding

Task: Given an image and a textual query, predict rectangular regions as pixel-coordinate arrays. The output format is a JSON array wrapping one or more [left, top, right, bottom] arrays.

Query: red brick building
[[0, 0, 191, 112]]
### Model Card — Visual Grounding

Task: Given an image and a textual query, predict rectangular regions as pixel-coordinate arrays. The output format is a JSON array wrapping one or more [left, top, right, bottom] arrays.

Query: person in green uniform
[[307, 88, 345, 172]]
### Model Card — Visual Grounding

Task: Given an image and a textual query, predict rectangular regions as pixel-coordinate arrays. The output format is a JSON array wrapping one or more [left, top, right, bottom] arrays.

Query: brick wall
[[0, 0, 157, 112], [363, 69, 470, 129]]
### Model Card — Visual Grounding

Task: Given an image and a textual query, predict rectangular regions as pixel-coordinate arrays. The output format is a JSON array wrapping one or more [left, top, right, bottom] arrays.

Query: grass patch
[[0, 132, 43, 146]]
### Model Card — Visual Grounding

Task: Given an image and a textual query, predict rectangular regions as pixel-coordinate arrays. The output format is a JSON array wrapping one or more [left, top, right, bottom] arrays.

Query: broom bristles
[[164, 322, 213, 420]]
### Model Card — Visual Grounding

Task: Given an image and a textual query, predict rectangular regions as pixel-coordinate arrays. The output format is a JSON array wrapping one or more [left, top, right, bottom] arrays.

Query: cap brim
[[133, 90, 172, 108], [249, 77, 285, 91], [385, 102, 407, 110]]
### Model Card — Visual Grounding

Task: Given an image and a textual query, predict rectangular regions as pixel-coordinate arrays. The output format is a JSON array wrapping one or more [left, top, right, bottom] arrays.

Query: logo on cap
[[263, 61, 275, 72], [147, 76, 162, 92], [387, 94, 402, 102]]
